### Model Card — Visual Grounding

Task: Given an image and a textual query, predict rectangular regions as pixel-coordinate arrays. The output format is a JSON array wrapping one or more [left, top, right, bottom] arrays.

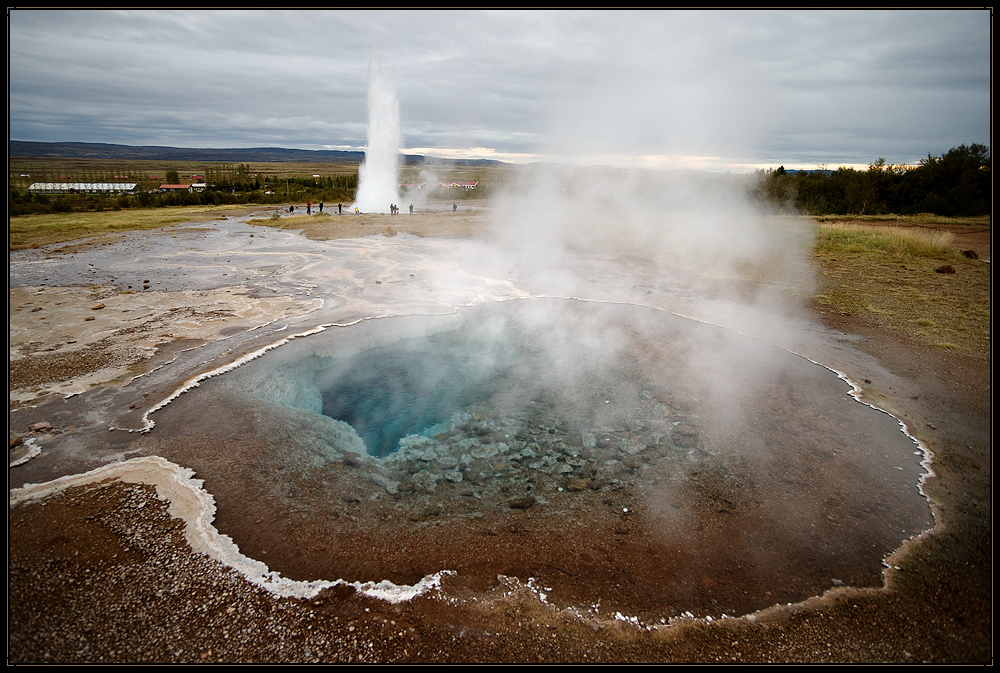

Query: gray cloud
[[9, 9, 990, 170]]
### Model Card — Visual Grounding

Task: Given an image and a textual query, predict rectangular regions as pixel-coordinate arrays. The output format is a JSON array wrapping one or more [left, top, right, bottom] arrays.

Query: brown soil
[[247, 203, 489, 242], [8, 215, 991, 663]]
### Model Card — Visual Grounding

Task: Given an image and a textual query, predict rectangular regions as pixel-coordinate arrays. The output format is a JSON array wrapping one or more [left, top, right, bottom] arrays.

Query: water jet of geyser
[[353, 54, 400, 214]]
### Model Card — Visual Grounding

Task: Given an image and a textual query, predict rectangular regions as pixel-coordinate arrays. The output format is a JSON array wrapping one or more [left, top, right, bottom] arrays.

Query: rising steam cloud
[[486, 162, 814, 315]]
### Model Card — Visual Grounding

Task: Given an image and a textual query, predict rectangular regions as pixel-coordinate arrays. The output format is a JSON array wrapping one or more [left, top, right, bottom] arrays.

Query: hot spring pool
[[146, 297, 933, 620]]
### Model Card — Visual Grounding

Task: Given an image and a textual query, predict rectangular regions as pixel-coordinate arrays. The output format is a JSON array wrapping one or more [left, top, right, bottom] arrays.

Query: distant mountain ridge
[[9, 140, 503, 166]]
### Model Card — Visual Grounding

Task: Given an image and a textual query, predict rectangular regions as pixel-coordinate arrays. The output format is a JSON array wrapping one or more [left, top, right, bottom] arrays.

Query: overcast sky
[[8, 9, 991, 172]]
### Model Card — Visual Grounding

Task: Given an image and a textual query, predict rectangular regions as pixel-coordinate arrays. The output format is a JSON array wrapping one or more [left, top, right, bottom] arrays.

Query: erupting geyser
[[353, 54, 400, 214]]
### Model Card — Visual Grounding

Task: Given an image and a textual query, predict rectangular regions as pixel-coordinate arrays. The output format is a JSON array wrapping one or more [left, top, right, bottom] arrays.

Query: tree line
[[203, 164, 358, 198], [10, 144, 989, 218], [751, 143, 990, 217]]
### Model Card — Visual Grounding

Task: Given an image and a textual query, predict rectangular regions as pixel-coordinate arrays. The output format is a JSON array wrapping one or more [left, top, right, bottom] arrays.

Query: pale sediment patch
[[9, 437, 42, 468], [9, 285, 322, 405]]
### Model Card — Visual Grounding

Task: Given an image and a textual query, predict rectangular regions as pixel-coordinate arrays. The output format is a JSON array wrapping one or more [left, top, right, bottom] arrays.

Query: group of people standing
[[288, 202, 427, 215], [289, 202, 344, 214]]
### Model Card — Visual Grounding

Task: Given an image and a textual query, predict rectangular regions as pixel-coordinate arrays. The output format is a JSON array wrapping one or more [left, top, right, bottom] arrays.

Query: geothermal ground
[[8, 206, 991, 663]]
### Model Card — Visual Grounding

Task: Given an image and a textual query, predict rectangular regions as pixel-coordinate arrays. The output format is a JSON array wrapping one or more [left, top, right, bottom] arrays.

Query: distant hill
[[8, 140, 503, 166]]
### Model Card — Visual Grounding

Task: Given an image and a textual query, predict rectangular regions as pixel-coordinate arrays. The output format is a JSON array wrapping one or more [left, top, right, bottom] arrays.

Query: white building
[[27, 182, 139, 194]]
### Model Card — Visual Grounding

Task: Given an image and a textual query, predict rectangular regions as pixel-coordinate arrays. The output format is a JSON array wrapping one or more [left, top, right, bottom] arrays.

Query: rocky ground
[[8, 211, 991, 663]]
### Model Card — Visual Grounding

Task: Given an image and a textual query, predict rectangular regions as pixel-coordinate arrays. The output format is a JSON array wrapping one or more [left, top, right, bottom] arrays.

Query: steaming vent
[[246, 300, 646, 462], [317, 328, 532, 458]]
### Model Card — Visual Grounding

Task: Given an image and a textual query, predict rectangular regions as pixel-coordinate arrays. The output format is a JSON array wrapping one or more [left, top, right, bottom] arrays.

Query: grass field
[[8, 156, 510, 192], [811, 213, 990, 227], [7, 205, 263, 250], [8, 157, 362, 187], [811, 219, 990, 357]]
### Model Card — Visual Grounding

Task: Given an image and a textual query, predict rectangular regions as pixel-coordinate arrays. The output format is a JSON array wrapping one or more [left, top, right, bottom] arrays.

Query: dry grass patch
[[815, 221, 955, 258], [813, 213, 990, 227], [812, 221, 990, 358], [8, 205, 258, 250]]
